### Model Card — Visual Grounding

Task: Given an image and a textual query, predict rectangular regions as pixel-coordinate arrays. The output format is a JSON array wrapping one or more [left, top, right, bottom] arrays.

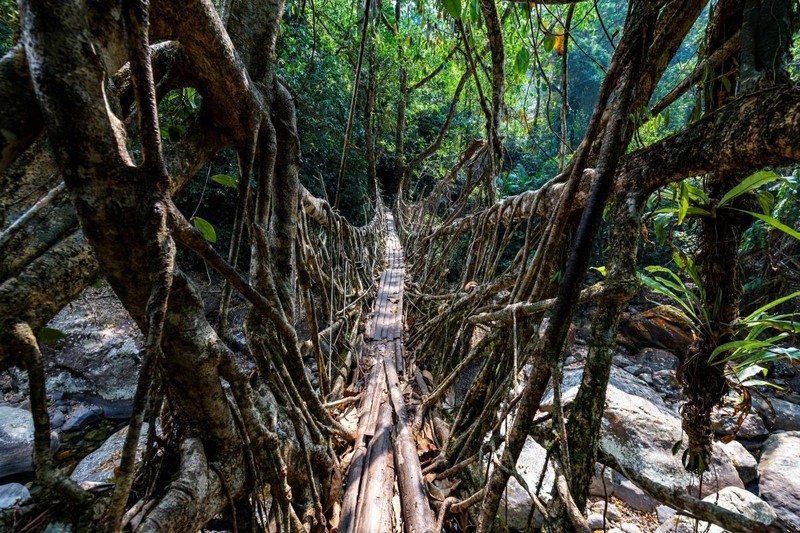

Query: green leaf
[[742, 291, 800, 323], [671, 439, 683, 455], [673, 251, 703, 298], [638, 273, 700, 324], [591, 266, 607, 277], [515, 47, 530, 77], [685, 183, 709, 205], [736, 210, 800, 241], [718, 171, 781, 208], [211, 174, 238, 188], [677, 181, 689, 225], [543, 34, 555, 53], [193, 216, 217, 243], [736, 364, 767, 382], [748, 318, 800, 333], [653, 213, 672, 244], [756, 190, 775, 215], [92, 278, 103, 289], [740, 378, 782, 389], [663, 107, 670, 128], [720, 74, 732, 93], [470, 0, 480, 22], [441, 0, 461, 20], [709, 338, 784, 363], [38, 327, 66, 344]]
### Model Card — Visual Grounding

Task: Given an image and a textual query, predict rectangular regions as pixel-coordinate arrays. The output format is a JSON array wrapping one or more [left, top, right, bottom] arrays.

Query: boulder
[[617, 305, 696, 357], [590, 500, 621, 522], [718, 440, 758, 485], [612, 475, 659, 512], [498, 436, 555, 531], [587, 513, 609, 530], [656, 505, 676, 523], [630, 347, 679, 373], [769, 360, 798, 379], [758, 431, 800, 529], [543, 367, 741, 501], [541, 366, 666, 411], [710, 407, 768, 439], [757, 397, 800, 431], [61, 404, 103, 433], [587, 465, 659, 512], [600, 387, 742, 498], [49, 409, 65, 430], [70, 423, 149, 486], [588, 463, 614, 497], [39, 287, 143, 419], [0, 482, 31, 509], [0, 406, 59, 477], [651, 369, 682, 400], [655, 486, 777, 533]]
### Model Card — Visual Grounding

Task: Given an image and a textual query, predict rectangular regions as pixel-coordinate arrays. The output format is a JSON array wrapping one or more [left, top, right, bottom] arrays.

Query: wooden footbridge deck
[[339, 213, 435, 533]]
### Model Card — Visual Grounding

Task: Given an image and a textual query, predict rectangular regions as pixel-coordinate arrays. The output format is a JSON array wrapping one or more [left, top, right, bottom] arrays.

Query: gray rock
[[624, 364, 642, 375], [640, 373, 653, 385], [790, 375, 800, 394], [588, 465, 660, 513], [39, 289, 142, 419], [0, 483, 31, 509], [613, 476, 659, 513], [758, 431, 800, 529], [589, 463, 614, 497], [613, 355, 635, 368], [541, 366, 666, 411], [655, 486, 776, 533], [711, 407, 768, 439], [600, 387, 742, 499], [0, 406, 60, 477], [718, 440, 758, 485], [0, 373, 13, 394], [769, 360, 798, 379], [61, 404, 103, 432], [497, 436, 555, 531], [590, 501, 621, 522], [70, 423, 150, 485], [651, 369, 682, 398], [656, 505, 676, 523], [49, 409, 65, 429], [618, 524, 643, 533], [631, 347, 679, 372], [587, 513, 609, 530], [757, 397, 800, 431]]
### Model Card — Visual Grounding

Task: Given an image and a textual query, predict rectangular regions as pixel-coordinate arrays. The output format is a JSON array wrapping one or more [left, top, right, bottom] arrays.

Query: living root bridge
[[0, 0, 386, 530], [418, 84, 800, 244], [340, 214, 435, 533]]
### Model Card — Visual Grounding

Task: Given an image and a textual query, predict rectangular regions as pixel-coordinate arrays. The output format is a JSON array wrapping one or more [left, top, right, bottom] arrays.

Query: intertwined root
[[678, 346, 728, 474]]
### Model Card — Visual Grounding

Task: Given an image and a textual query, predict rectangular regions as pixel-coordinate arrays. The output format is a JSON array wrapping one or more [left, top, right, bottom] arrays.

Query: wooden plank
[[355, 401, 393, 533], [385, 342, 436, 533], [347, 211, 419, 533], [395, 341, 405, 377], [364, 351, 385, 439], [340, 350, 383, 533]]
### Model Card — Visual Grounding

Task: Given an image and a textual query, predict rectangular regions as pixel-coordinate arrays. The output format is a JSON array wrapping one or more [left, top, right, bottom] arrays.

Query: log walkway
[[339, 213, 435, 533]]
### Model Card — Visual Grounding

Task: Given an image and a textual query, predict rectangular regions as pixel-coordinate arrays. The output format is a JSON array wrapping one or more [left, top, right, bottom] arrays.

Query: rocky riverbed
[[2, 288, 800, 532], [496, 312, 800, 532]]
